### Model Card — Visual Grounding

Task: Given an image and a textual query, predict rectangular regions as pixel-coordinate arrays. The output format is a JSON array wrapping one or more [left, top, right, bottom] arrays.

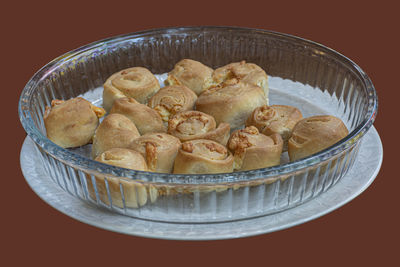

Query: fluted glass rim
[[18, 26, 378, 184]]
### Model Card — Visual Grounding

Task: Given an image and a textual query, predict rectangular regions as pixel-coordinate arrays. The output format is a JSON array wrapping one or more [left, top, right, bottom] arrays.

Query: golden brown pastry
[[168, 110, 230, 145], [109, 97, 166, 135], [246, 105, 303, 151], [173, 139, 234, 174], [91, 113, 140, 159], [128, 133, 181, 173], [288, 115, 349, 161], [195, 82, 267, 129], [44, 97, 105, 148], [148, 85, 197, 122], [228, 126, 283, 171], [212, 60, 268, 100], [88, 148, 157, 208], [103, 67, 160, 111], [95, 148, 148, 171], [165, 59, 215, 95]]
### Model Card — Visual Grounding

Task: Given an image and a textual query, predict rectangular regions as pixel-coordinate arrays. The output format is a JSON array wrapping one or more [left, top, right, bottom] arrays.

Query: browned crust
[[128, 133, 181, 173], [44, 97, 104, 148], [110, 97, 166, 135], [103, 67, 160, 111], [288, 115, 349, 161], [91, 113, 140, 159], [168, 110, 230, 145], [173, 139, 234, 174], [165, 59, 215, 95]]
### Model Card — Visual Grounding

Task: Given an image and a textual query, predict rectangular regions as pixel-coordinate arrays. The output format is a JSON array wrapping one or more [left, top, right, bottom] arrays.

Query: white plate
[[20, 127, 382, 240]]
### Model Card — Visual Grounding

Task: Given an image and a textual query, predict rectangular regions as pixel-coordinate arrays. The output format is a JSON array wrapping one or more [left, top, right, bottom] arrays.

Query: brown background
[[3, 0, 398, 266]]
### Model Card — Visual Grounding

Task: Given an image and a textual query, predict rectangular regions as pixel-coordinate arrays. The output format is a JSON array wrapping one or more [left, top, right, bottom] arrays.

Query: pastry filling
[[175, 115, 210, 135]]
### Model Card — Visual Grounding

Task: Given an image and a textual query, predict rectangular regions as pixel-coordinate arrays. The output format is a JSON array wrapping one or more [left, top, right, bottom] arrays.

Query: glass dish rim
[[18, 26, 378, 184]]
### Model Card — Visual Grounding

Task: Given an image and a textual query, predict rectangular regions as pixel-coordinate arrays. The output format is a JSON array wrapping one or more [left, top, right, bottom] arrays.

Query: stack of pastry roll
[[102, 67, 160, 111], [228, 126, 283, 171], [148, 84, 197, 122], [109, 97, 166, 134], [173, 139, 234, 174], [288, 115, 349, 161], [128, 133, 181, 173], [168, 110, 230, 146], [212, 60, 269, 99], [165, 59, 215, 95], [44, 97, 105, 148], [91, 113, 140, 159], [87, 148, 158, 208], [246, 105, 303, 151]]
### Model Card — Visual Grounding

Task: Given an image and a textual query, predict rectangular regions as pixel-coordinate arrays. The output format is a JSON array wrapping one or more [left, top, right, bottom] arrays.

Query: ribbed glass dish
[[19, 26, 377, 223]]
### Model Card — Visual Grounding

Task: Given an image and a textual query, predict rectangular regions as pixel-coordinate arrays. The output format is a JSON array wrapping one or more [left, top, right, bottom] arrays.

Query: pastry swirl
[[44, 97, 105, 148], [213, 60, 268, 100], [228, 126, 283, 171], [87, 148, 157, 208], [288, 115, 349, 161], [110, 97, 166, 135], [103, 67, 160, 111], [246, 105, 303, 151], [173, 139, 234, 174], [168, 110, 230, 145], [148, 85, 197, 122], [91, 113, 140, 159], [128, 133, 181, 173], [195, 82, 267, 129], [165, 59, 215, 95]]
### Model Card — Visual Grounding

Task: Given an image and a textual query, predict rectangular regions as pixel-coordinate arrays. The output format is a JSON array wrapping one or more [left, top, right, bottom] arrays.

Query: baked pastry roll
[[173, 139, 234, 174], [228, 126, 283, 171], [91, 113, 140, 159], [128, 133, 181, 173], [110, 97, 166, 135], [165, 59, 215, 95], [246, 105, 303, 151], [88, 148, 157, 208], [195, 82, 267, 129], [148, 85, 197, 123], [103, 67, 160, 111], [213, 60, 268, 100], [288, 115, 349, 161], [168, 110, 230, 146], [44, 97, 105, 148]]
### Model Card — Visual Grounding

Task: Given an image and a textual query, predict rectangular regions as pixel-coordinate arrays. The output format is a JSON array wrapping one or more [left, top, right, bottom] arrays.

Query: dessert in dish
[[87, 148, 157, 208], [288, 115, 349, 161], [173, 139, 234, 174], [196, 82, 267, 129], [44, 97, 105, 148], [168, 110, 230, 145], [42, 59, 349, 175], [128, 133, 181, 173], [103, 67, 160, 111], [109, 97, 166, 134], [148, 85, 198, 122], [91, 113, 140, 159], [22, 27, 376, 224], [228, 126, 283, 171], [165, 59, 215, 95], [246, 105, 303, 151], [212, 61, 269, 101]]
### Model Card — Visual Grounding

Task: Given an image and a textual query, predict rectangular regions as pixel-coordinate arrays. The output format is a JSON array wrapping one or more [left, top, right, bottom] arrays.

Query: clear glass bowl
[[19, 26, 377, 223]]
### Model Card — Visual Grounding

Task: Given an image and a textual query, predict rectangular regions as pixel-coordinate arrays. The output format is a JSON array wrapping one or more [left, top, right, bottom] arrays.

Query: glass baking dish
[[18, 26, 377, 223]]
